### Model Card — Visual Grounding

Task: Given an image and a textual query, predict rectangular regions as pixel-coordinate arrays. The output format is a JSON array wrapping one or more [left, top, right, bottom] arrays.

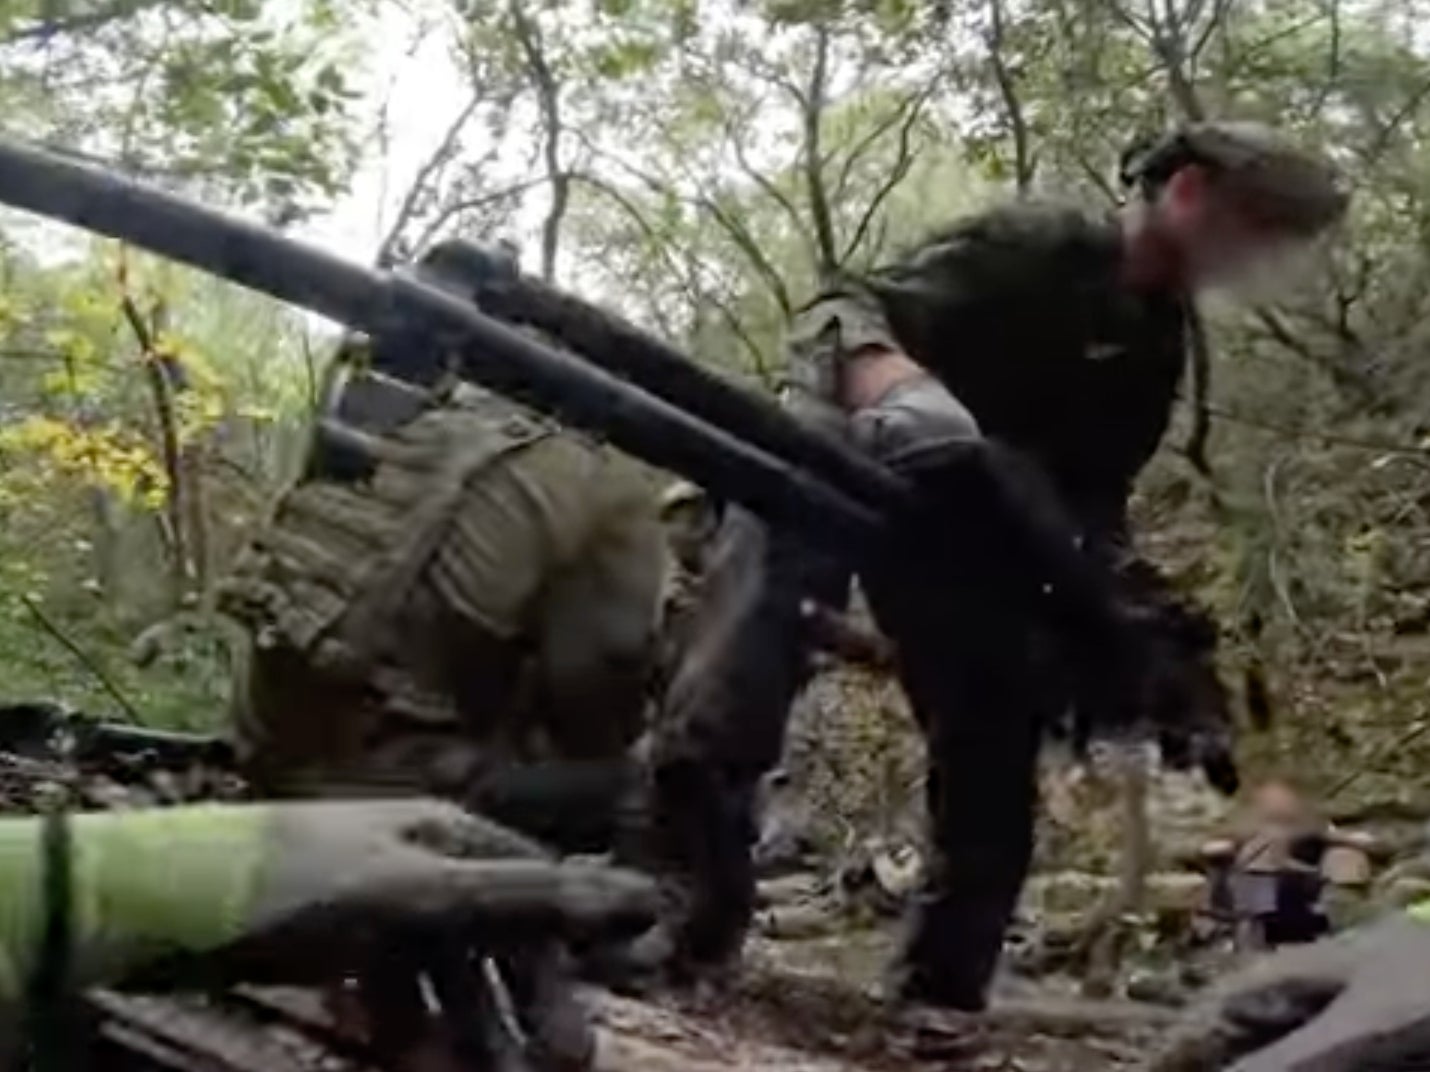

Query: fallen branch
[[20, 596, 144, 724]]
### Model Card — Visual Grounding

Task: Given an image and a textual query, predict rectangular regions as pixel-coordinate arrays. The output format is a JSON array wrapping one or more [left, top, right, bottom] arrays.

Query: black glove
[[99, 799, 656, 1072]]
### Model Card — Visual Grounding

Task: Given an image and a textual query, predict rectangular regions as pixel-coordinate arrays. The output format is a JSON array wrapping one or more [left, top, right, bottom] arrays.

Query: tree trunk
[[182, 442, 209, 599], [87, 486, 121, 606], [801, 24, 838, 279], [510, 0, 568, 283], [122, 296, 191, 605], [988, 0, 1035, 193]]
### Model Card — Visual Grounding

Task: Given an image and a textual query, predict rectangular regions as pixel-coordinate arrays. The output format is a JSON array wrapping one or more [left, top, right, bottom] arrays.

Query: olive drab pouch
[[216, 370, 554, 687]]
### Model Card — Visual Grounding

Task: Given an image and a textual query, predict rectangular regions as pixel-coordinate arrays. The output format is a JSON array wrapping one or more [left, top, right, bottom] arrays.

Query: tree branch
[[700, 192, 794, 316], [1074, 151, 1121, 204], [570, 172, 773, 380], [987, 0, 1035, 194], [1322, 0, 1340, 93], [0, 1, 166, 46], [840, 88, 929, 264], [1161, 41, 1206, 120], [1364, 74, 1430, 164], [120, 292, 189, 593], [831, 82, 934, 202], [377, 89, 485, 267], [802, 24, 839, 278], [566, 131, 797, 319], [407, 175, 552, 255], [1251, 306, 1379, 404], [21, 596, 145, 724], [509, 0, 568, 282], [1106, 0, 1154, 43], [1188, 0, 1235, 62], [0, 349, 68, 362], [724, 114, 818, 263], [736, 50, 810, 110], [1223, 13, 1328, 81]]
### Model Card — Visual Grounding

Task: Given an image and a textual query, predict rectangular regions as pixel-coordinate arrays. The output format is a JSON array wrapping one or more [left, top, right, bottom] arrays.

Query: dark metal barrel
[[433, 246, 910, 516], [0, 138, 885, 551]]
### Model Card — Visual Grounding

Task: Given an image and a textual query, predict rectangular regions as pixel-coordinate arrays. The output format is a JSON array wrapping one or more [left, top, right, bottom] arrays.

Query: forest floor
[[591, 927, 1172, 1071], [17, 708, 1419, 1072], [85, 931, 1174, 1072]]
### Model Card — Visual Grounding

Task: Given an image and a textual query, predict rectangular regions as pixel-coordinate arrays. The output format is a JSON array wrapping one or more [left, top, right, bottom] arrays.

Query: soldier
[[216, 243, 670, 1069], [1200, 777, 1377, 950], [634, 121, 1347, 1015], [219, 243, 667, 853]]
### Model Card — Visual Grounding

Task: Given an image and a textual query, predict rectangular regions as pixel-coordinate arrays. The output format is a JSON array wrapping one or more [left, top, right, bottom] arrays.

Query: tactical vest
[[218, 381, 555, 705]]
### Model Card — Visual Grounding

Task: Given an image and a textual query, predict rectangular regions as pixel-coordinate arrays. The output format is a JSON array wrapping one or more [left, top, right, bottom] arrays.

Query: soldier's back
[[864, 201, 1188, 515], [221, 383, 663, 797]]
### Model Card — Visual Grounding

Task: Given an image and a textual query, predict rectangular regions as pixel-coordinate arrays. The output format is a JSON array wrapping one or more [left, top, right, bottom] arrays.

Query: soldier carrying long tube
[[0, 137, 1157, 624]]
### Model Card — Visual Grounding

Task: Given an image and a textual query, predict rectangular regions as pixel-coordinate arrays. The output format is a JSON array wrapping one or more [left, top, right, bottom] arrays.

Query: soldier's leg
[[891, 646, 1045, 1010], [638, 506, 850, 973], [632, 289, 906, 975], [843, 353, 1067, 1010]]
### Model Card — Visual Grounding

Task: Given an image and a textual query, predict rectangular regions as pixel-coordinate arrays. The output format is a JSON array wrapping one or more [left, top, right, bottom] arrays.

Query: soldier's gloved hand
[[0, 799, 656, 1070], [1148, 910, 1430, 1072], [214, 798, 657, 971]]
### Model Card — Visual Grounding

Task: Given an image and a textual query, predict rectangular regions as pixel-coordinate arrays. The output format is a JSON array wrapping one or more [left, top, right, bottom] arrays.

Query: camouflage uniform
[[647, 124, 1344, 1009], [221, 376, 665, 816]]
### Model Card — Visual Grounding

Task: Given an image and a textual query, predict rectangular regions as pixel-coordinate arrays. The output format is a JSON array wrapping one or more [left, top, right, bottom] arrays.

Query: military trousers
[[648, 288, 1060, 1007]]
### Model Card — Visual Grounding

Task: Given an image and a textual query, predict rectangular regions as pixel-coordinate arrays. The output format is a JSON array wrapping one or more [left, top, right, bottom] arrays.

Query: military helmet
[[1119, 120, 1347, 237]]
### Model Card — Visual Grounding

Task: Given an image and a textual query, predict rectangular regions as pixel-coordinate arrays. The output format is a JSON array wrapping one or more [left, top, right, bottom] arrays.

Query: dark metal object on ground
[[0, 138, 887, 552], [0, 702, 234, 771], [66, 719, 235, 770]]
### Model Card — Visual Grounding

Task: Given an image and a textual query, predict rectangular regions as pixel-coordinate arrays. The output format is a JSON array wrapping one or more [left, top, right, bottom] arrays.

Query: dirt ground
[[591, 928, 1171, 1072], [0, 726, 1186, 1071]]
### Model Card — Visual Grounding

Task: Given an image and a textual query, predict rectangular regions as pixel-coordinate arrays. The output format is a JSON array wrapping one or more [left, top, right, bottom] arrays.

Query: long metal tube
[[0, 138, 885, 550], [458, 259, 911, 515]]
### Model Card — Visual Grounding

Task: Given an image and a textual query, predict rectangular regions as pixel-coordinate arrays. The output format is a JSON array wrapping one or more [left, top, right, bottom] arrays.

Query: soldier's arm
[[652, 505, 849, 780], [809, 286, 1127, 663]]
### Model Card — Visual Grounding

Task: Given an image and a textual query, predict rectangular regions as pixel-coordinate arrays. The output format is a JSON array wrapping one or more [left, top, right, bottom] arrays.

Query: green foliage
[[0, 0, 363, 215], [0, 595, 230, 732], [2, 0, 1430, 792], [0, 233, 317, 728]]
